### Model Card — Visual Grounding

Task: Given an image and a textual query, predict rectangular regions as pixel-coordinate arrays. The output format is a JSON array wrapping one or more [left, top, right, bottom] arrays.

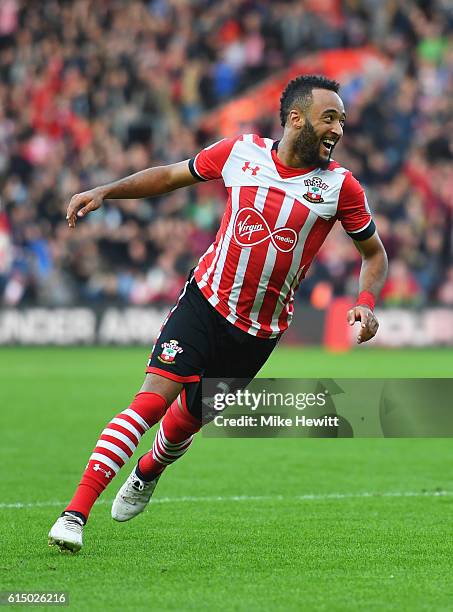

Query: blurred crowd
[[0, 0, 452, 309]]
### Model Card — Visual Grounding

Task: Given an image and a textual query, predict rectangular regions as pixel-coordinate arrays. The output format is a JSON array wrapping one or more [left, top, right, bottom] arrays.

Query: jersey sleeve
[[337, 172, 376, 241], [189, 137, 240, 181]]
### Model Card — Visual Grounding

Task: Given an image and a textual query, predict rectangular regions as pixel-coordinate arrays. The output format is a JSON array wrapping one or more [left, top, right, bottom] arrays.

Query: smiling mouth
[[321, 139, 336, 155]]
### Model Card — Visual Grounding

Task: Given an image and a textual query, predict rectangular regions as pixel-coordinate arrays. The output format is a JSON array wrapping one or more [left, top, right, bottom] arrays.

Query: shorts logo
[[158, 339, 183, 365], [303, 177, 329, 203], [233, 208, 297, 253]]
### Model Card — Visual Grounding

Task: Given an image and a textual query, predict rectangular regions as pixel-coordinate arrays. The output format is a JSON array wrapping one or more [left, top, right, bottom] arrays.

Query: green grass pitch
[[1, 346, 453, 610]]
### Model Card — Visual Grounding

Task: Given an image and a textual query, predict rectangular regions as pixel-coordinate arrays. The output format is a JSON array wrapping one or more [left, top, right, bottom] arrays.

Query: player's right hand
[[66, 187, 106, 228]]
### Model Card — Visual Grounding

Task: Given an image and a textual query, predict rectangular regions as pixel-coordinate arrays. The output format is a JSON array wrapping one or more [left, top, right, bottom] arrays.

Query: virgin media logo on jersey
[[233, 208, 298, 253]]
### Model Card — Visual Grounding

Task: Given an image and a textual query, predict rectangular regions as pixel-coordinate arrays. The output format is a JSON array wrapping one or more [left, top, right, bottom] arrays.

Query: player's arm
[[66, 137, 238, 228], [348, 232, 388, 344], [337, 172, 388, 344], [66, 161, 199, 228]]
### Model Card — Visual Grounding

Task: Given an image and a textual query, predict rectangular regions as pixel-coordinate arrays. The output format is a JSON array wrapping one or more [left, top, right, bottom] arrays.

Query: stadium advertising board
[[1, 306, 453, 346]]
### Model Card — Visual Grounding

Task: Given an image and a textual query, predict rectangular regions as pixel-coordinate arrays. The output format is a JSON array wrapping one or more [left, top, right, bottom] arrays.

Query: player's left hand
[[347, 306, 379, 344]]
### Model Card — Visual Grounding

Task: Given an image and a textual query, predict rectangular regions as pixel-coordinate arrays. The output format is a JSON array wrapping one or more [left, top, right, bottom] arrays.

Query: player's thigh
[[213, 325, 279, 380], [184, 328, 279, 421], [145, 275, 217, 398]]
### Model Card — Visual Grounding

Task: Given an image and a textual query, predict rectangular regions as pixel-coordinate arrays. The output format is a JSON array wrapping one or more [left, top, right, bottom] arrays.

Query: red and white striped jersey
[[188, 134, 375, 339]]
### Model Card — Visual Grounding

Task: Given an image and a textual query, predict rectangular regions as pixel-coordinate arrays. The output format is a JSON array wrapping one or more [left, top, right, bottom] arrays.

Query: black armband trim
[[188, 158, 207, 181], [347, 219, 376, 241]]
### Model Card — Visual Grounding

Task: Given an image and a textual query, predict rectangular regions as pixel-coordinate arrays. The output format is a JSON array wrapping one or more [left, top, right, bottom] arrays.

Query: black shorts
[[146, 271, 279, 419]]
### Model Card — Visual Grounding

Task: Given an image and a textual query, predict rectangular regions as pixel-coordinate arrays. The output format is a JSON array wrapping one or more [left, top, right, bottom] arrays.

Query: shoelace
[[131, 478, 145, 492], [122, 476, 155, 503], [62, 514, 83, 533], [122, 477, 146, 503]]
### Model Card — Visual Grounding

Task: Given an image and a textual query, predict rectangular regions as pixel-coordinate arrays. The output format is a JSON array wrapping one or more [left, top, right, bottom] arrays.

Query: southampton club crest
[[303, 176, 329, 204], [158, 339, 183, 365]]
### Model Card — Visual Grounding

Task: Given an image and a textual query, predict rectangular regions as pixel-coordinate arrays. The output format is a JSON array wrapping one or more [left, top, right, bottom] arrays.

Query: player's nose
[[331, 121, 343, 138]]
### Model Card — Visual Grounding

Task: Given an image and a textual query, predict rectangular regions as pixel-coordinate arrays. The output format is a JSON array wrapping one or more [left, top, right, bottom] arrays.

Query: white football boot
[[48, 513, 84, 553], [111, 468, 160, 522]]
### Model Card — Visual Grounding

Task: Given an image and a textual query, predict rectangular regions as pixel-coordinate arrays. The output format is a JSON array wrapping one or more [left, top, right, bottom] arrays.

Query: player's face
[[296, 89, 346, 168]]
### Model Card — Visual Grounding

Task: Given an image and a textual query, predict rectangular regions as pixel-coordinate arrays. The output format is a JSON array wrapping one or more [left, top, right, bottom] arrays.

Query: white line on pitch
[[0, 490, 451, 510]]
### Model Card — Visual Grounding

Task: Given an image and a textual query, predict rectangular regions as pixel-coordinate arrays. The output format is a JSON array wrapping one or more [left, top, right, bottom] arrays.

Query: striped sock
[[138, 394, 201, 481], [137, 422, 193, 480], [65, 392, 167, 521]]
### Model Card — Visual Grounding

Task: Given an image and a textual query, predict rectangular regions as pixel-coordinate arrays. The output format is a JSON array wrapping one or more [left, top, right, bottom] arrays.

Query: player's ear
[[288, 108, 305, 129]]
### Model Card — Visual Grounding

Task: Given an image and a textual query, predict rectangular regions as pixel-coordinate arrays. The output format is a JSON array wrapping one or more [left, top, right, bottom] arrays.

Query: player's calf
[[63, 391, 168, 520], [111, 399, 201, 521], [48, 390, 172, 552], [137, 398, 201, 480]]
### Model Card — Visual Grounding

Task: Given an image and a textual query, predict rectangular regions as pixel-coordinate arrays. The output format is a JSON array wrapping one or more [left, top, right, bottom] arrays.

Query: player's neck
[[275, 137, 315, 170]]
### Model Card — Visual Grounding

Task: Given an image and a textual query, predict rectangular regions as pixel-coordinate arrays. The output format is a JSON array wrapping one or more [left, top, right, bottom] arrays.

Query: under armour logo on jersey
[[242, 161, 260, 175], [234, 208, 298, 253], [93, 463, 112, 479]]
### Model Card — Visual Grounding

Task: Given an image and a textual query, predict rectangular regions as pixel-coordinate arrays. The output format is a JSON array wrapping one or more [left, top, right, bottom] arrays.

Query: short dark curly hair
[[279, 75, 340, 127]]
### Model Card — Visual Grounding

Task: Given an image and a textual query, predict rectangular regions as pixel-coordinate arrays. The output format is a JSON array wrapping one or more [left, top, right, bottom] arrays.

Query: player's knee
[[168, 400, 202, 434], [139, 373, 182, 406]]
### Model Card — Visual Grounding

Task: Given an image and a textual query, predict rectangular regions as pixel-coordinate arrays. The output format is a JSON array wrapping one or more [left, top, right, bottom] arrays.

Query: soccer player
[[48, 75, 388, 552]]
